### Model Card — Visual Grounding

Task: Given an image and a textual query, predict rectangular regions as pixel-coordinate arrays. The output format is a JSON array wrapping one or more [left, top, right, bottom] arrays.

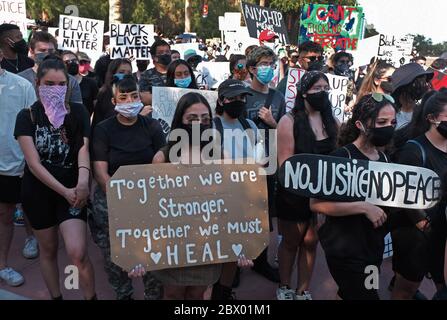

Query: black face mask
[[305, 91, 330, 112], [136, 61, 149, 72], [380, 81, 393, 94], [367, 125, 395, 147], [334, 63, 350, 77], [223, 100, 245, 119], [179, 123, 212, 148], [66, 62, 79, 75], [436, 121, 447, 139], [307, 60, 324, 72], [11, 39, 28, 55], [409, 77, 429, 100], [157, 54, 172, 66]]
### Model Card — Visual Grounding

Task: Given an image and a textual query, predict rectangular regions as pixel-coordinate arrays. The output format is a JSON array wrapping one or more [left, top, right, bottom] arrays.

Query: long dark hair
[[338, 94, 397, 146], [100, 58, 132, 94], [293, 71, 338, 153], [167, 92, 212, 153], [166, 59, 198, 89], [36, 58, 84, 161]]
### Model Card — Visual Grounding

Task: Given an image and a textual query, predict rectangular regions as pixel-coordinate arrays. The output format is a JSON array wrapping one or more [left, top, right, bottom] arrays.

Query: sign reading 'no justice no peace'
[[107, 163, 269, 272]]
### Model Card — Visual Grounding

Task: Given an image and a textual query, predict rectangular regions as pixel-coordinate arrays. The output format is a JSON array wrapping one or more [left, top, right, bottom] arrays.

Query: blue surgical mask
[[175, 76, 192, 88], [256, 66, 274, 85], [113, 73, 126, 81], [114, 101, 143, 119]]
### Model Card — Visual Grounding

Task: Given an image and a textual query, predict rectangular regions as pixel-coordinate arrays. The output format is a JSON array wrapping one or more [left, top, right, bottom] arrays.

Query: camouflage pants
[[88, 185, 162, 300]]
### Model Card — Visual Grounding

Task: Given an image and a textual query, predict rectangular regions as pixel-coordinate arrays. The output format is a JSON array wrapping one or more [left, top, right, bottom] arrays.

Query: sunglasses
[[79, 60, 90, 65], [371, 92, 395, 104], [305, 56, 323, 62]]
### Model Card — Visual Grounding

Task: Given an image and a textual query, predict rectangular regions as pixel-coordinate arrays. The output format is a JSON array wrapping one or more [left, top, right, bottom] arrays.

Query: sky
[[359, 0, 446, 43]]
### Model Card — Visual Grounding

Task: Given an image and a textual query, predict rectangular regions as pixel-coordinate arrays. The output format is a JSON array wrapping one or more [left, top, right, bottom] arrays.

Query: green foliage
[[412, 34, 447, 57]]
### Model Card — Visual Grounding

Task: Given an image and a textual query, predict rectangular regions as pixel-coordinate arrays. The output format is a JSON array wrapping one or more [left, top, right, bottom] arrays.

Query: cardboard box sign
[[107, 163, 269, 272], [278, 154, 441, 210]]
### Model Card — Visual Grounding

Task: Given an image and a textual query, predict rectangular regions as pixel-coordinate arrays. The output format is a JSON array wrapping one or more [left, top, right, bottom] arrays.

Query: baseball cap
[[259, 29, 278, 42], [218, 79, 253, 99], [392, 63, 434, 93], [184, 49, 202, 63]]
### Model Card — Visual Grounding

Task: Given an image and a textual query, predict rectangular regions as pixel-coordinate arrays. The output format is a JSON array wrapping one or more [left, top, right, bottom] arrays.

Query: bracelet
[[78, 166, 91, 172]]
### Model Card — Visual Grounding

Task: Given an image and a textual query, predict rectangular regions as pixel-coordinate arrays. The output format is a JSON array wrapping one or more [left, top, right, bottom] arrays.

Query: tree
[[109, 0, 123, 24], [185, 0, 192, 33]]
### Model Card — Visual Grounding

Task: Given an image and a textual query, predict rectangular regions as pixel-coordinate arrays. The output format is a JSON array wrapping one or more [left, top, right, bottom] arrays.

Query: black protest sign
[[110, 23, 155, 60], [107, 163, 269, 272], [58, 15, 104, 55], [241, 2, 289, 45], [278, 154, 441, 209]]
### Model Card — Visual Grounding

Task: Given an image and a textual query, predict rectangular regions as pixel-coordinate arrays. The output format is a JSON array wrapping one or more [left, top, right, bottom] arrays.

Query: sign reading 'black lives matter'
[[110, 23, 155, 60], [279, 154, 441, 210], [107, 163, 269, 272], [241, 2, 289, 45]]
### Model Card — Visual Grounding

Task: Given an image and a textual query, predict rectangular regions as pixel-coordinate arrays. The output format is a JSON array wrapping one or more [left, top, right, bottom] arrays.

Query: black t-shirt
[[92, 115, 166, 176], [318, 143, 388, 270], [14, 101, 90, 185], [1, 54, 34, 74], [79, 77, 99, 115], [393, 134, 447, 226], [91, 88, 114, 128]]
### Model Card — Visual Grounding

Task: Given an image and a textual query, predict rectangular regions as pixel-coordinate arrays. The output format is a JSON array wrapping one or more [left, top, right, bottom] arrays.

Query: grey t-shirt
[[0, 71, 37, 176], [18, 68, 83, 104], [396, 111, 412, 130], [245, 87, 286, 130], [218, 116, 260, 160]]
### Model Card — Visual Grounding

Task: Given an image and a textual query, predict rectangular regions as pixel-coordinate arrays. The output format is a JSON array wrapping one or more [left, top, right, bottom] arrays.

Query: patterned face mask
[[38, 85, 68, 128]]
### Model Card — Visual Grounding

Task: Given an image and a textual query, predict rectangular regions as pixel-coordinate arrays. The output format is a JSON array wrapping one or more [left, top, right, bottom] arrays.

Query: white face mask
[[264, 42, 276, 51], [115, 101, 143, 119]]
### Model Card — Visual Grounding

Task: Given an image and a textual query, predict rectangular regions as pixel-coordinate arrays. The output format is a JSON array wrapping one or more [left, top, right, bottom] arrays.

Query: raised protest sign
[[299, 4, 364, 51], [224, 12, 242, 31], [58, 15, 104, 56], [0, 0, 26, 35], [279, 154, 441, 209], [347, 35, 380, 68], [241, 2, 289, 45], [107, 163, 269, 272], [152, 87, 218, 135], [285, 68, 306, 112], [200, 62, 231, 89], [225, 26, 259, 56], [377, 34, 414, 68], [110, 23, 155, 60], [326, 73, 348, 122], [171, 43, 200, 59]]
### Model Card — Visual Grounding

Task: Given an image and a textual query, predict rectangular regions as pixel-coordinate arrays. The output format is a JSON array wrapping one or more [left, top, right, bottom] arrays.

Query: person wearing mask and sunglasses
[[77, 52, 96, 80], [0, 24, 34, 74], [311, 93, 397, 300]]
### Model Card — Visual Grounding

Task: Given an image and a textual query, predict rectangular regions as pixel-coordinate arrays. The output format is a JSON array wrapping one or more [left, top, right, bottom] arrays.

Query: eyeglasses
[[185, 115, 211, 125], [79, 60, 90, 65], [305, 56, 323, 62], [256, 62, 277, 69], [309, 86, 331, 93], [64, 59, 78, 64], [371, 92, 395, 104]]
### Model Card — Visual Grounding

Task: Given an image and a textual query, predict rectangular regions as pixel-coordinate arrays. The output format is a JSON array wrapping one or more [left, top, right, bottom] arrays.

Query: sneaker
[[276, 286, 295, 300], [0, 267, 25, 287], [13, 207, 25, 227], [23, 236, 39, 259], [252, 262, 280, 283], [296, 290, 312, 300]]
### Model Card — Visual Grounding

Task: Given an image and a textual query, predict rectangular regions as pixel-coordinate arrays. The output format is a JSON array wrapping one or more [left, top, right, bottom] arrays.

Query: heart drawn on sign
[[232, 244, 243, 256], [150, 252, 162, 264]]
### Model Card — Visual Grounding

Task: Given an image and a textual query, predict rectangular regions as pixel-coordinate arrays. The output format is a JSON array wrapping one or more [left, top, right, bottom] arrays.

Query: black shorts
[[0, 174, 22, 204], [276, 189, 313, 223], [392, 225, 446, 284], [21, 172, 87, 230], [326, 258, 380, 300]]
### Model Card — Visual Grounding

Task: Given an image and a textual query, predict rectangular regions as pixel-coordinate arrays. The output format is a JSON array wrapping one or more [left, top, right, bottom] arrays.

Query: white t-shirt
[[0, 70, 37, 176]]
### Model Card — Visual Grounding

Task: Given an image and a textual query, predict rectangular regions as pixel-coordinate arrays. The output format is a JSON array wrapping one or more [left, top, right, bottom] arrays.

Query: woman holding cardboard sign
[[276, 71, 339, 300], [90, 75, 166, 300], [310, 93, 397, 300]]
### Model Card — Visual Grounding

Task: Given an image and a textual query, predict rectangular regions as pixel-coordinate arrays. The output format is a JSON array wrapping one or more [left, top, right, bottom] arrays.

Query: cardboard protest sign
[[225, 26, 259, 56], [199, 62, 230, 89], [377, 34, 414, 68], [152, 87, 218, 135], [278, 154, 441, 209], [326, 73, 349, 122], [171, 43, 200, 59], [285, 68, 306, 112], [241, 2, 289, 45], [299, 4, 364, 51], [107, 163, 269, 272], [0, 0, 26, 35], [58, 15, 104, 57], [110, 23, 155, 60], [224, 12, 242, 31]]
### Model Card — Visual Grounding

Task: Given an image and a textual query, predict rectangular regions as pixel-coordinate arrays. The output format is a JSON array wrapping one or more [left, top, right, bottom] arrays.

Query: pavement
[[0, 219, 437, 300]]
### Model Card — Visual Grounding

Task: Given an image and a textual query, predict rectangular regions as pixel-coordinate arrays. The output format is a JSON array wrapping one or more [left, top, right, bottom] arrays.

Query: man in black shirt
[[139, 39, 171, 106], [0, 24, 34, 74]]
